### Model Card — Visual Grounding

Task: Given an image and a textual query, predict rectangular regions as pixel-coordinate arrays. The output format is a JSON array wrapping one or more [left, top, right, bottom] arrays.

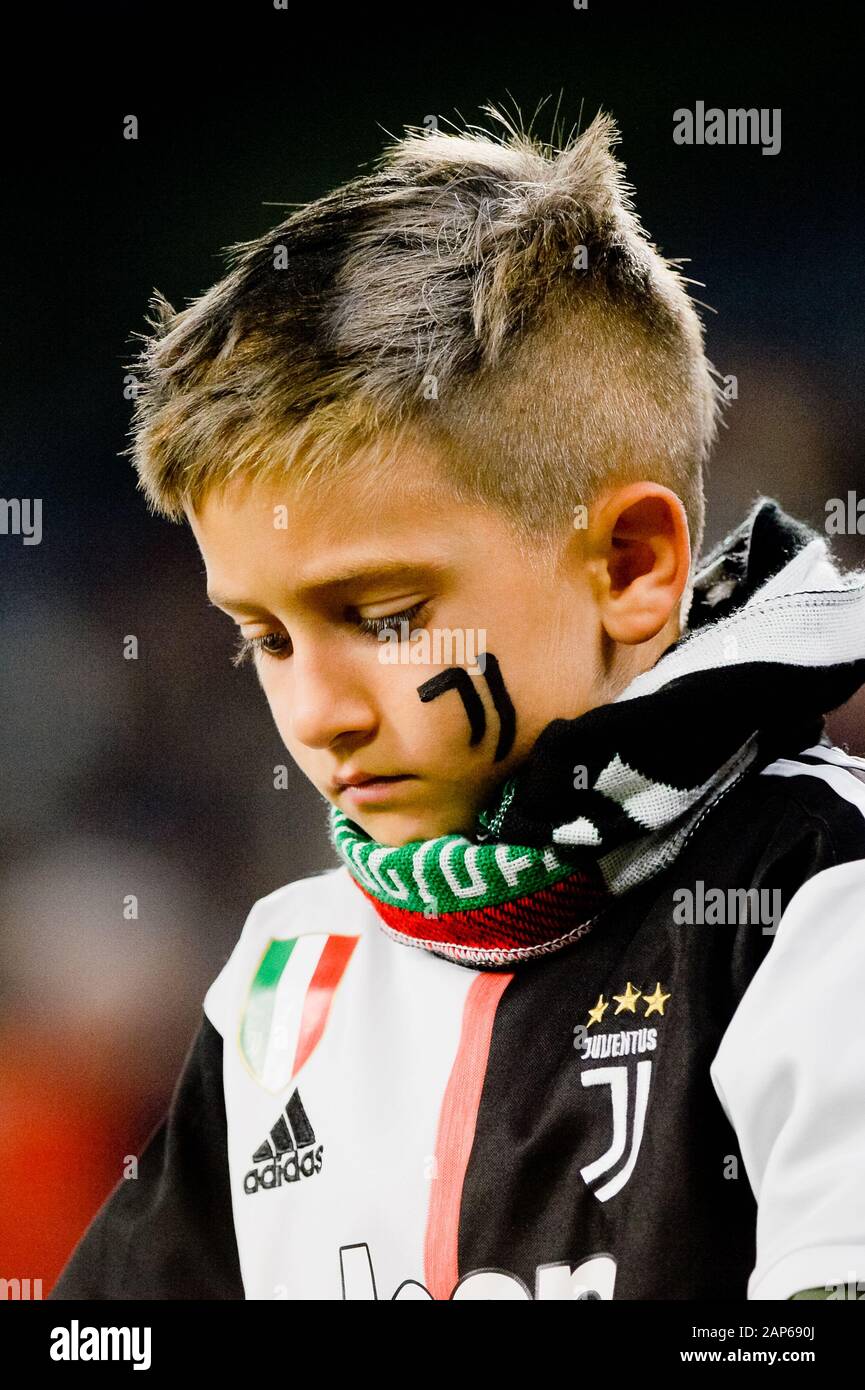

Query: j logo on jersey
[[574, 980, 670, 1203], [240, 933, 360, 1092]]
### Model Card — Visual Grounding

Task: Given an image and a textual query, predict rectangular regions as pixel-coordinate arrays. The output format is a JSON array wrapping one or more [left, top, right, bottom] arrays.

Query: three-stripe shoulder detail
[[760, 743, 865, 823]]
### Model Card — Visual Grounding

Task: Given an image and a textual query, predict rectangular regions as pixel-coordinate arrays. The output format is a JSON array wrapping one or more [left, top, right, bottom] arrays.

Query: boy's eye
[[354, 600, 429, 639], [229, 602, 429, 669], [231, 631, 291, 668]]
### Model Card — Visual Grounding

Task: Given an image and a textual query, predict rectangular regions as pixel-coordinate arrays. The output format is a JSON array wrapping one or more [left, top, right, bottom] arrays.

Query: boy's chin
[[346, 804, 477, 847]]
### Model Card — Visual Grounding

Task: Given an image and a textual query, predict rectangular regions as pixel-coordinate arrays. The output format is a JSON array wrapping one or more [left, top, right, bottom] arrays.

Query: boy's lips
[[331, 771, 417, 805]]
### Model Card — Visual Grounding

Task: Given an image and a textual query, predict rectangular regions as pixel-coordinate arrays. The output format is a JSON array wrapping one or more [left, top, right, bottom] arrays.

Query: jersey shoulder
[[755, 739, 865, 865]]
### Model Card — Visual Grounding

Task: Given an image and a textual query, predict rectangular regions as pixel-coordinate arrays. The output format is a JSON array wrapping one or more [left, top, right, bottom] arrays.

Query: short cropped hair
[[125, 105, 722, 562]]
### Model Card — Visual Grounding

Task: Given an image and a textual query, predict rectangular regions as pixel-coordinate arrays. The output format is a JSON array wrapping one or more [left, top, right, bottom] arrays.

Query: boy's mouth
[[331, 771, 417, 806]]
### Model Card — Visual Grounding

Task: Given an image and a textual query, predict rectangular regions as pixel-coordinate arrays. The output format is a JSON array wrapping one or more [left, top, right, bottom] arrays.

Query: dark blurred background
[[2, 1, 863, 1292]]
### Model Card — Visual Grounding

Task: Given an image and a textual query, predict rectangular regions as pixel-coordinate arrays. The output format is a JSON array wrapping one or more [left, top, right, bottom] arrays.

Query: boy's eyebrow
[[207, 593, 268, 613], [207, 559, 446, 610]]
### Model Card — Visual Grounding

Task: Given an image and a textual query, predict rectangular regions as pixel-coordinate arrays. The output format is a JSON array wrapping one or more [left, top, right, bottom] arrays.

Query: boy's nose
[[279, 654, 378, 751]]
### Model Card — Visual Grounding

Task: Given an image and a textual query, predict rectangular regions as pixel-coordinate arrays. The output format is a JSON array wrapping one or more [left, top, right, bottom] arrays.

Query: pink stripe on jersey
[[424, 971, 514, 1299]]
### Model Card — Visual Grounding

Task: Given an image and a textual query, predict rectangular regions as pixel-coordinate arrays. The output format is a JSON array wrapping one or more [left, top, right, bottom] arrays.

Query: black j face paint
[[416, 652, 517, 762], [480, 653, 516, 761], [416, 666, 486, 745]]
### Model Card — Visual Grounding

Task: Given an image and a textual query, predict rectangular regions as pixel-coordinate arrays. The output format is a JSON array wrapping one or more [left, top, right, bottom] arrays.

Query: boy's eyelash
[[355, 600, 429, 637], [230, 601, 429, 668], [231, 632, 289, 668]]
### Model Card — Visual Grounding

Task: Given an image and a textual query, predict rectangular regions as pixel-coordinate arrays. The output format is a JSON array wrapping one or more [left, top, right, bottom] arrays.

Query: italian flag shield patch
[[240, 933, 360, 1091]]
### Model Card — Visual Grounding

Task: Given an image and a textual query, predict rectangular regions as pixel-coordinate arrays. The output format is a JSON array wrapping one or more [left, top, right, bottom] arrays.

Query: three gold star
[[586, 981, 671, 1025]]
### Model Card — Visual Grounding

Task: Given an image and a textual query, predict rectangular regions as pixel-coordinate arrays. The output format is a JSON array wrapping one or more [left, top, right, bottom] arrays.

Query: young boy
[[51, 108, 865, 1301]]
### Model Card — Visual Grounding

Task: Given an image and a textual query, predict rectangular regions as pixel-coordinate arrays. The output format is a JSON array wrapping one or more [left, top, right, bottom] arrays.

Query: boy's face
[[186, 451, 680, 846]]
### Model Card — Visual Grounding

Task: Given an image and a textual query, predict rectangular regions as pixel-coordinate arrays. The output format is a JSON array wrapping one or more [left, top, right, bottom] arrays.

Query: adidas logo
[[243, 1088, 324, 1196]]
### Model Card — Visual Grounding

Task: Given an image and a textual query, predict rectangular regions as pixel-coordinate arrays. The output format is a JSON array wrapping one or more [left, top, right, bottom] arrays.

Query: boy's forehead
[[187, 456, 445, 534], [184, 468, 496, 603]]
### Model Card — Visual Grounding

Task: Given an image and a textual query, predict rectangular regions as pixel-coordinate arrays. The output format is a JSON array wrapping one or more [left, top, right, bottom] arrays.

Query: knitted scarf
[[330, 498, 865, 968]]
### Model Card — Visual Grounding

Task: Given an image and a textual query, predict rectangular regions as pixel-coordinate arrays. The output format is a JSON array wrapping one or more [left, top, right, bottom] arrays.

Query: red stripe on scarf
[[351, 870, 609, 955]]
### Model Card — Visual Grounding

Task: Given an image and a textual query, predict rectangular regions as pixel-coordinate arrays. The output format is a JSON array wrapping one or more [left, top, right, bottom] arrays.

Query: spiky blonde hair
[[125, 103, 722, 561]]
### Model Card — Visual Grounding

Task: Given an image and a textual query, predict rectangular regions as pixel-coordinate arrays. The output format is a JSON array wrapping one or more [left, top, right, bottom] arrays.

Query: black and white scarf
[[333, 498, 865, 966]]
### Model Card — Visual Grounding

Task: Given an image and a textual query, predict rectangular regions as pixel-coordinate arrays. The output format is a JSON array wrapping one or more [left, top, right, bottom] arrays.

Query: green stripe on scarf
[[330, 808, 573, 916]]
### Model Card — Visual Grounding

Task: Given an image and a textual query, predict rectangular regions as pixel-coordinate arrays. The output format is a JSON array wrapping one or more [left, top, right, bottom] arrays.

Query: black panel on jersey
[[458, 761, 857, 1299]]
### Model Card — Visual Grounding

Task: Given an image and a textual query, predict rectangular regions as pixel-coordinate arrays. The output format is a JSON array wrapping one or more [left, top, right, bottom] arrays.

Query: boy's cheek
[[263, 664, 513, 787], [257, 645, 560, 809]]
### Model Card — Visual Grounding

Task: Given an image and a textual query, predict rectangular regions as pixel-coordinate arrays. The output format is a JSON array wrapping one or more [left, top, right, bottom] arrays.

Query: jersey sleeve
[[48, 1011, 244, 1300], [709, 857, 865, 1301]]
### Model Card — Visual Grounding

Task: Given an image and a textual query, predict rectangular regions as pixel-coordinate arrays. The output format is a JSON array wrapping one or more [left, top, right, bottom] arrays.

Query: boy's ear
[[585, 483, 691, 645]]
